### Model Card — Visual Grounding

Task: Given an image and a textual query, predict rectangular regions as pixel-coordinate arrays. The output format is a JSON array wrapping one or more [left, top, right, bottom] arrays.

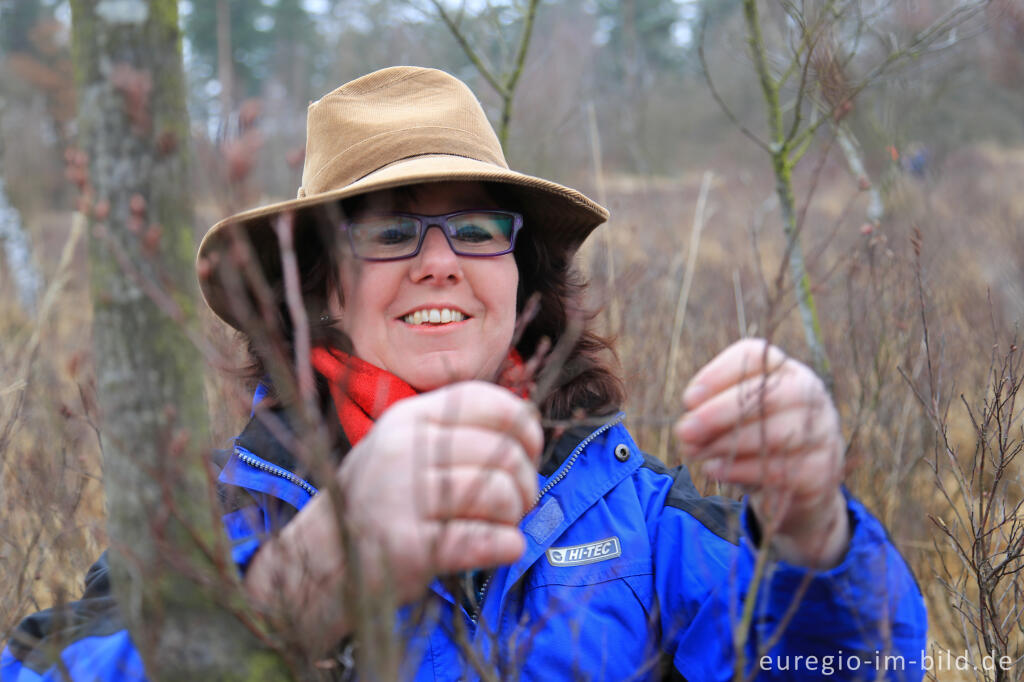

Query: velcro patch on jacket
[[546, 537, 621, 567]]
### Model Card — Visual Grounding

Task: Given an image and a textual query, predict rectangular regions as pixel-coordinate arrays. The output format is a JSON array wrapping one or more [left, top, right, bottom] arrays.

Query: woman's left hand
[[673, 338, 849, 569]]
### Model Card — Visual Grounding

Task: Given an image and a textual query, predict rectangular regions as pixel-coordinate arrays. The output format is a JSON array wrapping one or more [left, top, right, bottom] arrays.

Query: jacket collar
[[235, 390, 350, 489], [538, 414, 622, 477]]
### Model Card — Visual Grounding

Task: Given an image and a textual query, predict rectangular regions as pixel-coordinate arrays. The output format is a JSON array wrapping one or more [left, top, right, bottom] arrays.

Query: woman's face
[[333, 181, 519, 391]]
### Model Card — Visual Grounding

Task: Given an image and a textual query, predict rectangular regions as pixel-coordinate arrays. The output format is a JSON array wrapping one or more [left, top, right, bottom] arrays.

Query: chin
[[398, 363, 469, 392], [397, 354, 495, 392]]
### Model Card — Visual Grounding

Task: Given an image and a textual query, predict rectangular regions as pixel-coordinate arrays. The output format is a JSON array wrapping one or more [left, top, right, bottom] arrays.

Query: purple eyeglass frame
[[339, 209, 524, 262]]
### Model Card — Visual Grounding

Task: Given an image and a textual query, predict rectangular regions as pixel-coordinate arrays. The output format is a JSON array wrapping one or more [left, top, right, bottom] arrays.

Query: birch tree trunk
[[216, 0, 234, 123], [0, 177, 43, 316], [69, 1, 287, 678]]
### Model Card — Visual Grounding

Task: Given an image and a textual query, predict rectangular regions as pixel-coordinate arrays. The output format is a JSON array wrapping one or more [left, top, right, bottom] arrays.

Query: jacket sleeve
[[0, 553, 147, 682], [642, 461, 927, 681]]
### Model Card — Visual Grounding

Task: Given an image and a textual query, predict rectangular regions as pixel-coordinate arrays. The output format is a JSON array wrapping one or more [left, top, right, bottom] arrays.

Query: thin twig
[[656, 171, 713, 460], [274, 210, 316, 414], [698, 13, 770, 153]]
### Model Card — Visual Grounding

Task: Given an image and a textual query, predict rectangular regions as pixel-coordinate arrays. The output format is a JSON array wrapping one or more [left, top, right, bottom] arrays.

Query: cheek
[[334, 261, 356, 325], [488, 260, 519, 329], [335, 260, 379, 333]]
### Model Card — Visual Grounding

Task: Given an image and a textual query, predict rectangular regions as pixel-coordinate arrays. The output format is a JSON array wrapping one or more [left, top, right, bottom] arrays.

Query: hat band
[[300, 126, 509, 197]]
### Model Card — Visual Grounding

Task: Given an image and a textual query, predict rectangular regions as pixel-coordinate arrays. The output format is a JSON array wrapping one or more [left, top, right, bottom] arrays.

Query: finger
[[421, 467, 525, 524], [702, 447, 844, 493], [411, 381, 544, 463], [367, 521, 526, 592], [682, 339, 789, 410], [419, 425, 538, 507], [681, 406, 836, 462], [424, 521, 527, 572], [675, 370, 828, 447]]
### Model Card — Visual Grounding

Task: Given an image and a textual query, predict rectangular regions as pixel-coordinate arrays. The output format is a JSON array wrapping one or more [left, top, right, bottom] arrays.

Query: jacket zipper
[[469, 413, 625, 624], [234, 446, 319, 497]]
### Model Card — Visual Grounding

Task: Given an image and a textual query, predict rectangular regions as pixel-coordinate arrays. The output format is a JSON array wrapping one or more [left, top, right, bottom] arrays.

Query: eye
[[449, 213, 514, 245], [350, 216, 419, 251], [452, 223, 495, 243], [374, 226, 416, 245]]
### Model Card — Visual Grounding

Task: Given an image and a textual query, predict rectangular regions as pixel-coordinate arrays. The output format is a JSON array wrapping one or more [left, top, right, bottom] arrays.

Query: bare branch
[[429, 0, 506, 97], [698, 13, 770, 152]]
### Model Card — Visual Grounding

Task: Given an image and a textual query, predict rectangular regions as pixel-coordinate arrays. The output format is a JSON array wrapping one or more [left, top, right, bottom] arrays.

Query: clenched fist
[[674, 339, 849, 568], [245, 381, 542, 650]]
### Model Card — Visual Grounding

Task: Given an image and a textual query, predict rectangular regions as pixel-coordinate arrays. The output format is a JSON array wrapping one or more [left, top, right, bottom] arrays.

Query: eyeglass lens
[[348, 212, 516, 259]]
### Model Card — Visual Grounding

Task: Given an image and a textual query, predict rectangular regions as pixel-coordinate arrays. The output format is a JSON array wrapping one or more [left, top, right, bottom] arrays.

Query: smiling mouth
[[401, 308, 469, 326]]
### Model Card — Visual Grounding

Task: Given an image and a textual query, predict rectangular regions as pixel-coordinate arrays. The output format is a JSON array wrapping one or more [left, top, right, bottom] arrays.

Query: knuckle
[[508, 441, 531, 469], [763, 464, 790, 487], [804, 370, 827, 396], [493, 475, 522, 519]]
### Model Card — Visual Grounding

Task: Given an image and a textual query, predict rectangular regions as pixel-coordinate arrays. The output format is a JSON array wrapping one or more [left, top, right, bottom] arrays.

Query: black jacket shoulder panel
[[640, 453, 741, 545]]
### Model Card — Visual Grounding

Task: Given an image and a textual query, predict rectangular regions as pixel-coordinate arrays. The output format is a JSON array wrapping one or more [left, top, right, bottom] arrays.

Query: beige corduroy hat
[[197, 65, 608, 330]]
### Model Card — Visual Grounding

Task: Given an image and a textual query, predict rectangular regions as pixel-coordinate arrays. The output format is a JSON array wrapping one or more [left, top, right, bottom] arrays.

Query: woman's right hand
[[244, 381, 542, 646]]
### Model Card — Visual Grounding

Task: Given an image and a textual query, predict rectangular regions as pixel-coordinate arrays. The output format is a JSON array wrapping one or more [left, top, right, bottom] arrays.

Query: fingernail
[[683, 384, 707, 408]]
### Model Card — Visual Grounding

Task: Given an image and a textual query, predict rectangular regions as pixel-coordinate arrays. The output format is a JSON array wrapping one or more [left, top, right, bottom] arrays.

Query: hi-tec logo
[[546, 537, 621, 567]]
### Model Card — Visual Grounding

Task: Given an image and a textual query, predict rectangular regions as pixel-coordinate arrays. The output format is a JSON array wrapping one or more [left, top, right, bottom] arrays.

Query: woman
[[2, 66, 925, 681]]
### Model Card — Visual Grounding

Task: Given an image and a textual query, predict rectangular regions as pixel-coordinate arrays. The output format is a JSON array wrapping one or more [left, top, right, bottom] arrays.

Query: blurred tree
[[186, 0, 269, 100], [184, 0, 325, 205], [268, 0, 319, 100], [986, 0, 1024, 89], [69, 0, 287, 677], [0, 176, 43, 316], [596, 0, 684, 80], [185, 0, 319, 106], [691, 0, 740, 32], [429, 0, 542, 150], [1, 0, 53, 54], [0, 0, 69, 315], [216, 0, 235, 120], [593, 0, 685, 171], [1, 14, 76, 152]]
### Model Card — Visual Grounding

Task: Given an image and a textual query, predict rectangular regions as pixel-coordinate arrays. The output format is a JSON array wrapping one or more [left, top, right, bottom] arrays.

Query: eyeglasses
[[340, 210, 523, 261]]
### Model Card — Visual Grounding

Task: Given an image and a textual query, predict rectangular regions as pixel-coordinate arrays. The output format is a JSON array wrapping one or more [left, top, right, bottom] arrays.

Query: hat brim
[[197, 154, 608, 330]]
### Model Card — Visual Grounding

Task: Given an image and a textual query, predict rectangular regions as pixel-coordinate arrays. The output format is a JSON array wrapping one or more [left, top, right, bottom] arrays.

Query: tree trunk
[[216, 0, 234, 123], [69, 1, 288, 678]]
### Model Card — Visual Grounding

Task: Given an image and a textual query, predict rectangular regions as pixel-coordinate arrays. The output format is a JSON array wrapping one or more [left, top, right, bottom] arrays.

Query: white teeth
[[402, 308, 467, 325]]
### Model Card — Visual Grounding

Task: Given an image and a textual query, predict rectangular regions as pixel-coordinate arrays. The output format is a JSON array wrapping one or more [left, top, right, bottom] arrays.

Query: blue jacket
[[2, 410, 927, 681]]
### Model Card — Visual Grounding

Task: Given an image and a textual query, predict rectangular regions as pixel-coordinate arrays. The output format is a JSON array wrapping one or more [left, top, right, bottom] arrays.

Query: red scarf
[[311, 347, 529, 446]]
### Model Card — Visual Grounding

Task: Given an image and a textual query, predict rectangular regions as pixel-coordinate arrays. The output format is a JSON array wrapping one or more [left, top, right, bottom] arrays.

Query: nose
[[409, 224, 462, 283]]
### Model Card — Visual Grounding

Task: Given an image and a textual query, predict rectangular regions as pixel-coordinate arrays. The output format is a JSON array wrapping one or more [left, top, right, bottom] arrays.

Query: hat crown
[[298, 66, 508, 198]]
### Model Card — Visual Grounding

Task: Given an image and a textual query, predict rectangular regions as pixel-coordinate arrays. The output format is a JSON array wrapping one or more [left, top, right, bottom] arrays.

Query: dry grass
[[0, 212, 104, 632]]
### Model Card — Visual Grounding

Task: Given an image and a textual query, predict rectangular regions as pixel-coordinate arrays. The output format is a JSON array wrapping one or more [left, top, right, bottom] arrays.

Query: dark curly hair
[[237, 182, 624, 422]]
